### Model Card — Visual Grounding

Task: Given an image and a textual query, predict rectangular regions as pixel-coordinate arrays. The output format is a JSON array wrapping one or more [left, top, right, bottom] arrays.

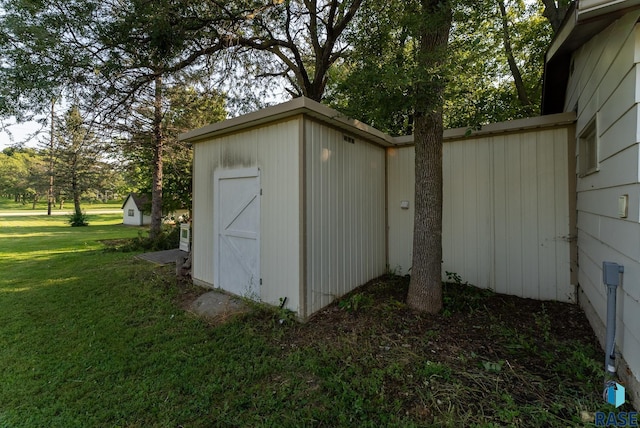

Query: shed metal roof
[[179, 97, 397, 147], [181, 98, 576, 148], [394, 112, 576, 146]]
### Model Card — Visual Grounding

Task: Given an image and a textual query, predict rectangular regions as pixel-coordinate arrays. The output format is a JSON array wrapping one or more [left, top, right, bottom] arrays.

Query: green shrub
[[68, 212, 89, 227]]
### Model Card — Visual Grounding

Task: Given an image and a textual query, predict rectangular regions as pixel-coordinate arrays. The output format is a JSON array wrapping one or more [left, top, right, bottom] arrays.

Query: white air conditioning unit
[[179, 223, 191, 252]]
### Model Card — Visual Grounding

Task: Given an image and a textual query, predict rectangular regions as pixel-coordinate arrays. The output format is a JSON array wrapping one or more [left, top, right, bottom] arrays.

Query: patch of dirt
[[290, 275, 597, 353], [175, 279, 210, 313], [175, 274, 620, 423], [270, 275, 611, 422], [178, 275, 600, 369]]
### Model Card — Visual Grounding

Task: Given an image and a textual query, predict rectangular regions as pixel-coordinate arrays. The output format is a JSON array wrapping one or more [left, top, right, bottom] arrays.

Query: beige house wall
[[566, 15, 640, 408]]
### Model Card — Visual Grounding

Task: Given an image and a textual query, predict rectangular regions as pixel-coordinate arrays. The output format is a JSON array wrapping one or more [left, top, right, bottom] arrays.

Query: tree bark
[[48, 98, 55, 216], [150, 74, 164, 240], [540, 0, 570, 34], [406, 0, 452, 314], [72, 185, 82, 217], [72, 154, 82, 217], [498, 0, 531, 107]]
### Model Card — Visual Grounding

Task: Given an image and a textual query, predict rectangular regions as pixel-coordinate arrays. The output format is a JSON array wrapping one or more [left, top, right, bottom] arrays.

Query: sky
[[0, 119, 46, 150]]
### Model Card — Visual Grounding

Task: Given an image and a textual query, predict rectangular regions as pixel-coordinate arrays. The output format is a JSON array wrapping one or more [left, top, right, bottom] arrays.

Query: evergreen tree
[[55, 106, 103, 225], [121, 83, 227, 214]]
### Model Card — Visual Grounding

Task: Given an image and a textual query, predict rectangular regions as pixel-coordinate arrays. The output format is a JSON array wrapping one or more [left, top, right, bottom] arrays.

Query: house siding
[[191, 118, 302, 313], [387, 124, 575, 302], [304, 118, 387, 316], [568, 16, 640, 407]]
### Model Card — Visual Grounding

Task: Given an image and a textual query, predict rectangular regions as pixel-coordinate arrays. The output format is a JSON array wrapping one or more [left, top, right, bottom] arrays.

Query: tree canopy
[[1, 0, 253, 232], [0, 147, 46, 205], [54, 105, 104, 222], [327, 0, 554, 135], [237, 0, 365, 101]]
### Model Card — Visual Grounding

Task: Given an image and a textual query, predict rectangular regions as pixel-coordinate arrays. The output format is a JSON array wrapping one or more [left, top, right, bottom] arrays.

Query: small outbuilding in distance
[[180, 97, 394, 318], [121, 192, 151, 226]]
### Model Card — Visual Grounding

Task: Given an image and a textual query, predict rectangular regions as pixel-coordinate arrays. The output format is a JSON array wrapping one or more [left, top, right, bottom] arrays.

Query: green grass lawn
[[0, 214, 625, 427], [0, 215, 300, 427]]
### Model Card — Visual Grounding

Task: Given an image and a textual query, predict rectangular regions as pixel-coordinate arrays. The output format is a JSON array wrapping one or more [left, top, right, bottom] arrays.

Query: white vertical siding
[[258, 122, 301, 313], [568, 18, 640, 402], [192, 119, 301, 313], [387, 147, 415, 273], [304, 119, 386, 316], [387, 125, 574, 302], [192, 141, 215, 288]]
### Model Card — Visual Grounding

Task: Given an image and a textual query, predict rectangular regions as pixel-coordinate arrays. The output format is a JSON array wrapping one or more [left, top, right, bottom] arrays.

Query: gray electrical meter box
[[602, 262, 622, 286]]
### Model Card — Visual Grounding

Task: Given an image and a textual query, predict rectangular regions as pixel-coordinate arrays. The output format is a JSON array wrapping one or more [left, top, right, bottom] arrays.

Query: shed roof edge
[[179, 97, 396, 146], [393, 112, 577, 146]]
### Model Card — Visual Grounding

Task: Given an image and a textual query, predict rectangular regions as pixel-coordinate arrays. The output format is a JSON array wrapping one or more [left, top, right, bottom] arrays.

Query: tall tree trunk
[[498, 0, 531, 107], [540, 0, 570, 34], [72, 156, 82, 217], [48, 98, 55, 216], [150, 75, 164, 240], [72, 184, 82, 217], [406, 0, 452, 314]]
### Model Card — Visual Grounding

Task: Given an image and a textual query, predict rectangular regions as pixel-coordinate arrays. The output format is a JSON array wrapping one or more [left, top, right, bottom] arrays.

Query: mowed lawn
[[0, 215, 230, 426], [0, 214, 315, 427], [0, 213, 623, 427]]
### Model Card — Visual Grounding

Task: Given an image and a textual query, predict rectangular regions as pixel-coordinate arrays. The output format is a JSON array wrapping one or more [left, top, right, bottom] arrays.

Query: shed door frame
[[213, 167, 261, 299]]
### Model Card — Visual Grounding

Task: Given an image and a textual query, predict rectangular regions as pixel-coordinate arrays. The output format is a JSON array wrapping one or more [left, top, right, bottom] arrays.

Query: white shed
[[181, 97, 392, 318], [121, 193, 151, 226]]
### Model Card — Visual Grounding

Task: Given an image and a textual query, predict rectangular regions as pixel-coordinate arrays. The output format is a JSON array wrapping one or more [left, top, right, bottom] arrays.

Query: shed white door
[[214, 168, 261, 299]]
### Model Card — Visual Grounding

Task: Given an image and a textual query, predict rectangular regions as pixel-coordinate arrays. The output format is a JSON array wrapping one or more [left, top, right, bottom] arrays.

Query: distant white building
[[121, 193, 151, 226]]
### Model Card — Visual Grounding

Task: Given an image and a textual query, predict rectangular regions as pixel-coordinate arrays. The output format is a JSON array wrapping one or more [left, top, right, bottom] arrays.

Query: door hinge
[[260, 188, 263, 195], [260, 278, 262, 285]]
